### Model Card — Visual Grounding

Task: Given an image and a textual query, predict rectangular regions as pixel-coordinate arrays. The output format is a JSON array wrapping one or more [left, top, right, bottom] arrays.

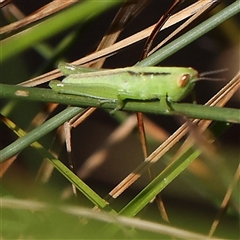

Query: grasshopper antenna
[[194, 69, 228, 82], [200, 68, 228, 77]]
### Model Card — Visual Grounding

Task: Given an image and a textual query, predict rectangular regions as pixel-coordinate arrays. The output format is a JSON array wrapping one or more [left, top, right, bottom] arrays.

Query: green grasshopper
[[49, 63, 198, 112]]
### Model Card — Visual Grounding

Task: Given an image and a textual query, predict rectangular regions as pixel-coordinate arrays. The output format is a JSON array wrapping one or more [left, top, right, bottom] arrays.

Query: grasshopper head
[[168, 67, 198, 102]]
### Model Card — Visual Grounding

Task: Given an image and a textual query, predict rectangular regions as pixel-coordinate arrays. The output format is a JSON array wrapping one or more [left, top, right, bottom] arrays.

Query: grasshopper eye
[[178, 74, 190, 88]]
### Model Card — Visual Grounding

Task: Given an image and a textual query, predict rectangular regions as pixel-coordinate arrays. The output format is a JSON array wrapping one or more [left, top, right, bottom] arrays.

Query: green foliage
[[0, 1, 239, 239]]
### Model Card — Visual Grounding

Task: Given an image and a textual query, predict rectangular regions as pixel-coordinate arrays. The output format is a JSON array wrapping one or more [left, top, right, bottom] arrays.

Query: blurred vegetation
[[0, 0, 239, 239]]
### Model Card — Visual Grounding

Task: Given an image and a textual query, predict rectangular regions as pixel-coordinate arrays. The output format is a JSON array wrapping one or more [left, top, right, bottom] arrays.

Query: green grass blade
[[1, 83, 239, 123], [119, 121, 231, 217], [0, 114, 116, 212], [0, 107, 83, 161], [1, 0, 124, 62], [137, 0, 240, 66]]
